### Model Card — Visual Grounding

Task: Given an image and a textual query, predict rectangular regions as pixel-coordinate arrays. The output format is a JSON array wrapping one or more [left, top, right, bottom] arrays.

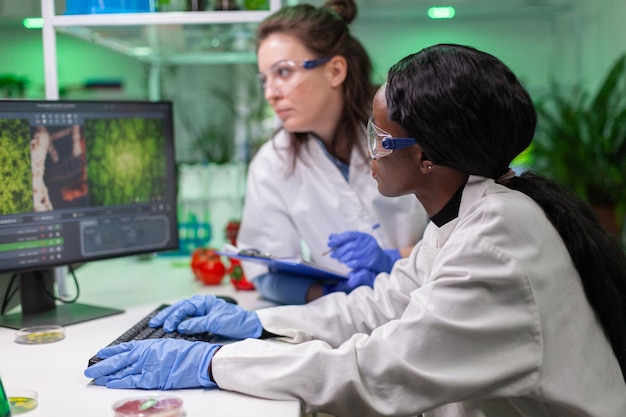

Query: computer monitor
[[0, 99, 179, 329]]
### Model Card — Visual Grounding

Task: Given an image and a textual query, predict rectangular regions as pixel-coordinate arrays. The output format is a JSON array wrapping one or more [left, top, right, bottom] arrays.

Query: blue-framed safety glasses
[[367, 117, 417, 159], [258, 57, 331, 96]]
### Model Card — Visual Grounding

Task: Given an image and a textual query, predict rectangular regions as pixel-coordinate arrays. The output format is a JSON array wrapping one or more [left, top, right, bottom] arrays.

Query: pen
[[321, 247, 335, 257], [322, 223, 381, 256]]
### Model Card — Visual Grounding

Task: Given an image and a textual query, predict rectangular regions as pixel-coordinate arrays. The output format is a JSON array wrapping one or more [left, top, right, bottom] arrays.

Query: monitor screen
[[0, 99, 178, 329]]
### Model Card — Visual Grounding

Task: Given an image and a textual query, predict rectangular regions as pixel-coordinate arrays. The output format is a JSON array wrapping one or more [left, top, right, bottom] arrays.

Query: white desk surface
[[0, 255, 300, 417]]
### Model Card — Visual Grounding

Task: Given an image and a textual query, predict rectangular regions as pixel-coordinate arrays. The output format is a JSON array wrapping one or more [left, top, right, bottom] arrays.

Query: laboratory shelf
[[41, 0, 281, 99]]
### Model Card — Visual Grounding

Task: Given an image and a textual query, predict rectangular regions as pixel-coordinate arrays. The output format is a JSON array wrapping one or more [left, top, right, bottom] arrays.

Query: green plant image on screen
[[84, 118, 168, 206], [0, 118, 34, 215]]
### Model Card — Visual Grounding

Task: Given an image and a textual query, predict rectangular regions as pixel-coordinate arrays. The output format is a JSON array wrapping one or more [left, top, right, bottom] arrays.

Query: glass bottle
[[214, 0, 239, 10], [0, 375, 11, 417], [187, 0, 208, 11]]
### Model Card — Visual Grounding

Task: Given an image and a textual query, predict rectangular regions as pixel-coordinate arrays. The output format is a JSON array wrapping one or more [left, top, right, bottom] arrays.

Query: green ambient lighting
[[23, 18, 44, 29], [428, 6, 456, 19]]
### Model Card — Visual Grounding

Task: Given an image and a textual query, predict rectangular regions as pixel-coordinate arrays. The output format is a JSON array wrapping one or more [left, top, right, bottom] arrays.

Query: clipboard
[[217, 247, 348, 281]]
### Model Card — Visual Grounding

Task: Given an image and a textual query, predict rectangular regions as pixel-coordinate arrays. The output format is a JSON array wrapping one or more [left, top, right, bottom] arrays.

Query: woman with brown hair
[[235, 0, 427, 304]]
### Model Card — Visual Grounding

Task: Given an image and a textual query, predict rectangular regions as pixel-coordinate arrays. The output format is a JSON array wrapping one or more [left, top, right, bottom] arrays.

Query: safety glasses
[[258, 57, 330, 96], [367, 117, 417, 159]]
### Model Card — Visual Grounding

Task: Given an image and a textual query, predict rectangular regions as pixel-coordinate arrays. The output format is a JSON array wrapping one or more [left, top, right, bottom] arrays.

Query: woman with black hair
[[86, 44, 626, 417]]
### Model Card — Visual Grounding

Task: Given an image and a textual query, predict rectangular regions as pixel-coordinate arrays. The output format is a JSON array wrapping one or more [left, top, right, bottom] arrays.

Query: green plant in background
[[243, 0, 269, 10], [532, 53, 626, 234], [0, 75, 29, 98], [85, 118, 168, 206], [182, 90, 237, 164], [183, 65, 272, 164], [191, 125, 236, 164], [0, 119, 33, 214], [228, 64, 274, 161]]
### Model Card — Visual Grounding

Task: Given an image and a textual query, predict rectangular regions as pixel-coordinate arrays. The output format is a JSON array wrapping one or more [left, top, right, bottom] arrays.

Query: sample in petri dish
[[14, 325, 65, 345], [112, 395, 185, 417], [7, 389, 38, 415]]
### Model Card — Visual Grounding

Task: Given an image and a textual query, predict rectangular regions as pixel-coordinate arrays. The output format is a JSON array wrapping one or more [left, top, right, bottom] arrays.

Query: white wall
[[576, 0, 626, 91], [353, 14, 576, 95], [348, 0, 625, 95]]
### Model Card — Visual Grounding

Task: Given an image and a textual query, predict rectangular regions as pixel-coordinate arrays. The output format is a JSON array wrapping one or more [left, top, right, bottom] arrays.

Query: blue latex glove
[[323, 268, 377, 295], [253, 272, 316, 305], [84, 339, 220, 390], [327, 231, 401, 273], [149, 294, 262, 340]]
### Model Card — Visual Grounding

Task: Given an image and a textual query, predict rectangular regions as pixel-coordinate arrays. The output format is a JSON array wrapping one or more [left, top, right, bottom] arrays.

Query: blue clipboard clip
[[237, 248, 273, 259]]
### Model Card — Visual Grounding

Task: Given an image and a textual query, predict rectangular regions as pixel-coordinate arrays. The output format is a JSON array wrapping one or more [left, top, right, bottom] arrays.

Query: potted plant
[[190, 125, 236, 164], [208, 65, 274, 163], [531, 53, 626, 239]]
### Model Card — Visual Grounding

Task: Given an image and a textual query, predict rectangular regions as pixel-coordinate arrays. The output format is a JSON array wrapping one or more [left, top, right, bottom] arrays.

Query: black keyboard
[[87, 303, 220, 367]]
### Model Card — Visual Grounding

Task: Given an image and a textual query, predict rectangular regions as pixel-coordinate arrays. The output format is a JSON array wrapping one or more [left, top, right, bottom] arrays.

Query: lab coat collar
[[432, 175, 494, 247]]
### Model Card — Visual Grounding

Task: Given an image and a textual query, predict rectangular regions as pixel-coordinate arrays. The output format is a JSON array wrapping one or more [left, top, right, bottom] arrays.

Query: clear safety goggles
[[258, 57, 330, 96], [367, 117, 417, 159]]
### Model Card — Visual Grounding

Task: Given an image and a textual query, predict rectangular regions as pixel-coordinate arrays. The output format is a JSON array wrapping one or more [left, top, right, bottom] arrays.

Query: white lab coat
[[213, 176, 626, 417], [237, 129, 428, 279]]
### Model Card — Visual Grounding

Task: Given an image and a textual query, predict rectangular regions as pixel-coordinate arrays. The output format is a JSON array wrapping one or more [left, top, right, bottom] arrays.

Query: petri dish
[[112, 395, 185, 417], [7, 389, 38, 415], [14, 325, 65, 345]]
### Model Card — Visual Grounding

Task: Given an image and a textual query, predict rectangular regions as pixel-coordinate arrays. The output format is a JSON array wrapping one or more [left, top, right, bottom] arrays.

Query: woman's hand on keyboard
[[84, 339, 220, 389], [149, 295, 263, 340]]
